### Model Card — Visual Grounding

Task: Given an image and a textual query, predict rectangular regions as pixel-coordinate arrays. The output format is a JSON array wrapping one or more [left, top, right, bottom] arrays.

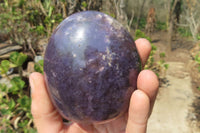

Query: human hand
[[29, 38, 159, 133]]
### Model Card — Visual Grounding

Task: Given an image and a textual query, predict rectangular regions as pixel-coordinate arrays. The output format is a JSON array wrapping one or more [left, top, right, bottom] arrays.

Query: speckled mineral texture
[[44, 11, 141, 124]]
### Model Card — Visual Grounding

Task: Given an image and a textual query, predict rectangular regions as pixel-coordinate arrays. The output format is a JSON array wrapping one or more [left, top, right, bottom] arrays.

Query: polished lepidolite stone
[[44, 11, 141, 124]]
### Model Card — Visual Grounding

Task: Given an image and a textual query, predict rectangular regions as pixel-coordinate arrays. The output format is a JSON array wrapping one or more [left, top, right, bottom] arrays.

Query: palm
[[30, 38, 159, 133], [62, 113, 128, 133]]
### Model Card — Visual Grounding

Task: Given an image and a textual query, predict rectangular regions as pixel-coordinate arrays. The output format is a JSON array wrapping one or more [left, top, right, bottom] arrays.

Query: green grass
[[178, 27, 192, 37], [156, 21, 167, 30]]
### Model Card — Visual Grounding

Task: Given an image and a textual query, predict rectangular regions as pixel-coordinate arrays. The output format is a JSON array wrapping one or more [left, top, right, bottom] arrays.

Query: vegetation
[[135, 30, 169, 79], [195, 44, 200, 72], [156, 21, 167, 31], [178, 27, 192, 37], [195, 50, 200, 91], [0, 52, 36, 132], [0, 0, 199, 132], [0, 0, 102, 56]]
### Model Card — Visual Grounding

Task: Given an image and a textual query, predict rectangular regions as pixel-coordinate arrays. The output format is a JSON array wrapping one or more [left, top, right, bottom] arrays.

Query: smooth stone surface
[[44, 11, 141, 124]]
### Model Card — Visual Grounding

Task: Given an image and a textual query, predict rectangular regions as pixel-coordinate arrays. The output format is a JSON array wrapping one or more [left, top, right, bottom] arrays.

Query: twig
[[38, 1, 47, 16], [129, 10, 134, 28], [27, 39, 36, 57], [0, 45, 22, 55], [27, 119, 33, 128], [88, 0, 92, 10], [62, 2, 67, 18], [14, 117, 21, 129], [114, 0, 120, 18], [67, 0, 78, 15]]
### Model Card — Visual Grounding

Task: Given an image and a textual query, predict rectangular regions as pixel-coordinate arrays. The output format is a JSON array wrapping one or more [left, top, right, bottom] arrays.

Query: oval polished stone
[[44, 11, 141, 124]]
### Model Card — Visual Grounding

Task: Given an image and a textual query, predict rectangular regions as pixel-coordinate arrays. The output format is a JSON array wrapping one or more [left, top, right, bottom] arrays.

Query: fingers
[[126, 39, 158, 133], [135, 38, 152, 67], [30, 72, 64, 133], [135, 38, 158, 114], [126, 90, 150, 133], [137, 70, 159, 115]]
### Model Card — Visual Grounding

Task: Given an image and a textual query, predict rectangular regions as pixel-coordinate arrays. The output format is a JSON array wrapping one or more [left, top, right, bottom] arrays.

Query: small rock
[[34, 56, 43, 63], [37, 38, 48, 55], [27, 62, 35, 73], [7, 68, 14, 75]]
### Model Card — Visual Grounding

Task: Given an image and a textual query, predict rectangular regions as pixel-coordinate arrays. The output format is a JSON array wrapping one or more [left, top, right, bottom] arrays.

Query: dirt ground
[[147, 31, 200, 133]]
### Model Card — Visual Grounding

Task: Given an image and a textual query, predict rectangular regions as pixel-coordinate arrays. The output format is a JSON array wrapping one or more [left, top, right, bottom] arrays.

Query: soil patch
[[147, 31, 200, 133]]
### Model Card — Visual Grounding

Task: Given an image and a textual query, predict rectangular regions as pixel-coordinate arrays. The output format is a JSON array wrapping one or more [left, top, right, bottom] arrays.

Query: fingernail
[[29, 75, 35, 94]]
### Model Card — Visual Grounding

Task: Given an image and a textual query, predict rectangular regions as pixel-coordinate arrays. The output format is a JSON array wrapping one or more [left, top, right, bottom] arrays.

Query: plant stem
[[5, 74, 11, 80], [18, 66, 23, 78]]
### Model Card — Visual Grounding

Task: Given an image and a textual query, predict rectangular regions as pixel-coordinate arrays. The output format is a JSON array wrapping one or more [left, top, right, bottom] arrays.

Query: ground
[[147, 31, 200, 133]]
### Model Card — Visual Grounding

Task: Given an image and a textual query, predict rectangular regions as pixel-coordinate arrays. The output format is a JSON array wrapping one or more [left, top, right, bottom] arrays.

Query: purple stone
[[44, 11, 141, 124]]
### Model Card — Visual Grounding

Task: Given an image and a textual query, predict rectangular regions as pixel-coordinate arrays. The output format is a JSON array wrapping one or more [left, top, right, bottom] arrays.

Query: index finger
[[135, 38, 152, 67]]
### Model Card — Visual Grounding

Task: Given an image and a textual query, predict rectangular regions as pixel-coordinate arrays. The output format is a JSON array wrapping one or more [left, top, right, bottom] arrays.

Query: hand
[[29, 38, 159, 133]]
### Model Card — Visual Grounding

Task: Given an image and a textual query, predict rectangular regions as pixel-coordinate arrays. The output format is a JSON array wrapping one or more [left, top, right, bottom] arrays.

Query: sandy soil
[[147, 31, 200, 133]]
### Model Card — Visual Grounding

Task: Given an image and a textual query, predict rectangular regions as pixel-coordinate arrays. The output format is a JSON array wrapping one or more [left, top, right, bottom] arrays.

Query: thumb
[[126, 90, 150, 133], [29, 72, 64, 133]]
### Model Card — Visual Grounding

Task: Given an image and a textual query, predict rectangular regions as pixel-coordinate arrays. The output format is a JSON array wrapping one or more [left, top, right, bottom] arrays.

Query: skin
[[29, 38, 159, 133]]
